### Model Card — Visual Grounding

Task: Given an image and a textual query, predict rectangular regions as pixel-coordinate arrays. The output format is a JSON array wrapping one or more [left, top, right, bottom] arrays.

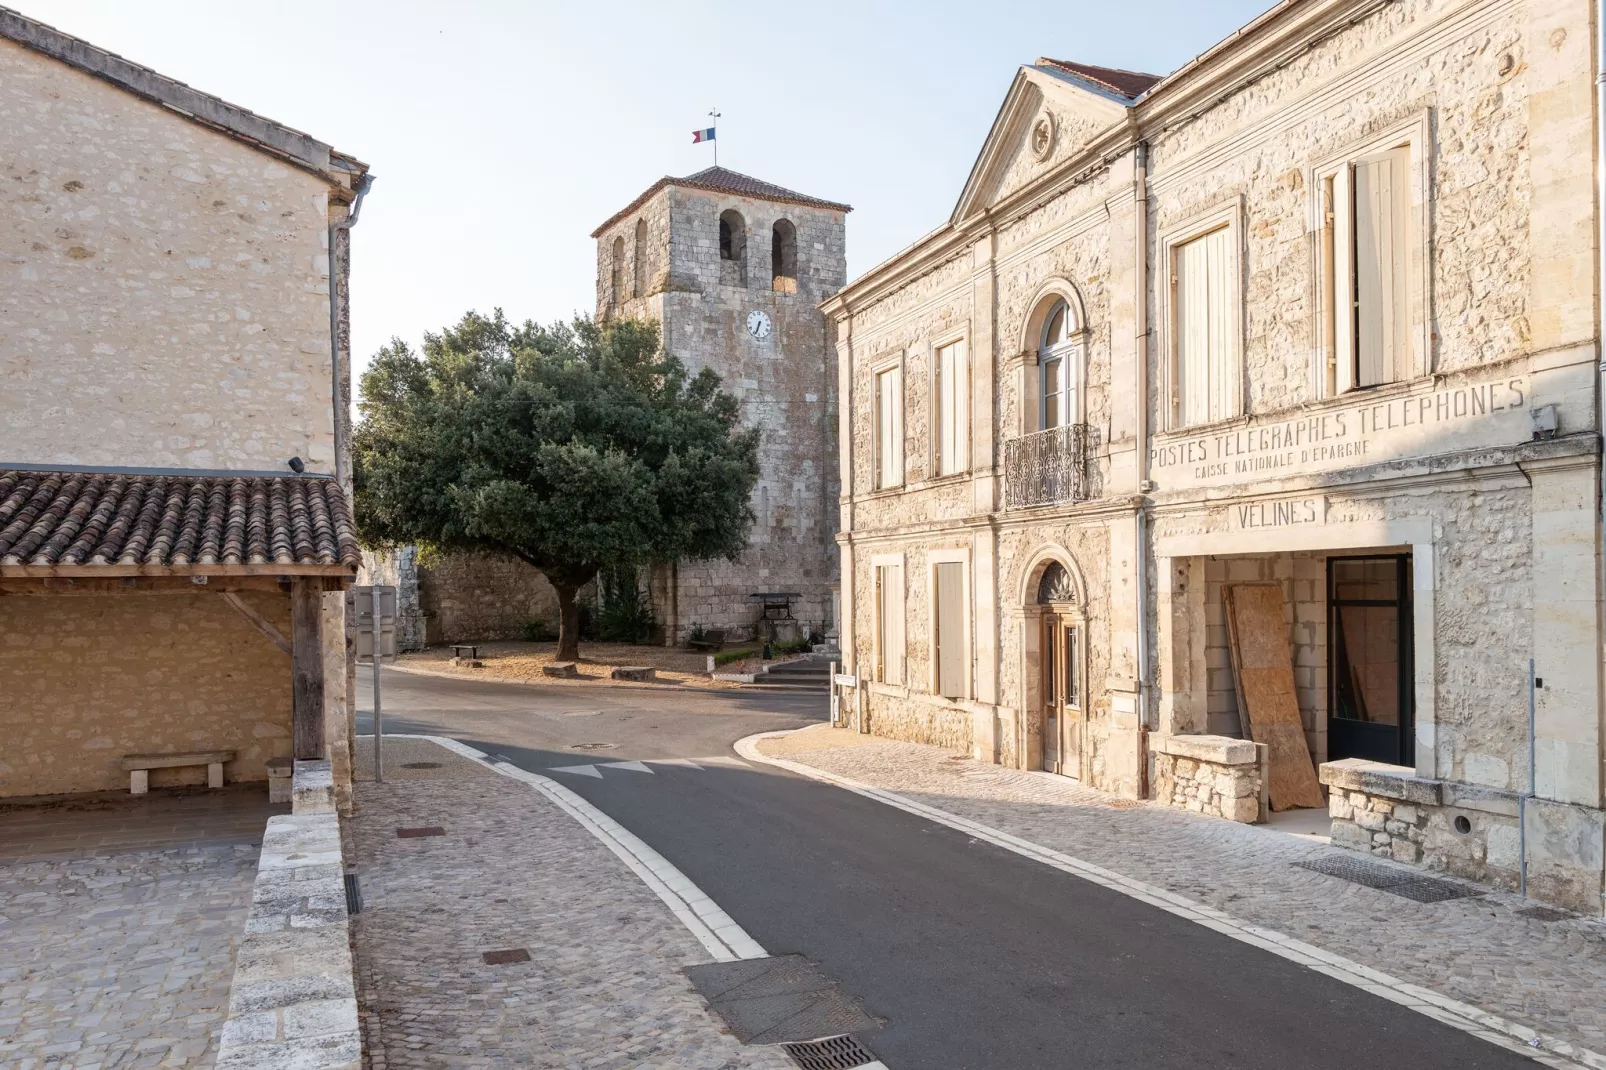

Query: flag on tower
[[692, 127, 716, 144]]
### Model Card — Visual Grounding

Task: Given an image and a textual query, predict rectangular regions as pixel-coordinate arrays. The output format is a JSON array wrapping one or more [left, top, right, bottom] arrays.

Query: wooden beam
[[0, 576, 291, 596], [291, 577, 325, 761], [221, 592, 292, 656]]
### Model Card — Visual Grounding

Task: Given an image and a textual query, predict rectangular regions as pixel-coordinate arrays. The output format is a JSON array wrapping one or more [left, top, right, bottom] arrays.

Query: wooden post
[[291, 577, 326, 760]]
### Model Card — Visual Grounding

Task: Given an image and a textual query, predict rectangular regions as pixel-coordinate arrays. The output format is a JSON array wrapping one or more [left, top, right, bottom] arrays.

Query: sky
[[11, 0, 1273, 383]]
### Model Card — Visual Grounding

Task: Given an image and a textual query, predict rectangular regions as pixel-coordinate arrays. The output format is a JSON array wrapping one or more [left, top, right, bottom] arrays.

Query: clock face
[[746, 310, 772, 340]]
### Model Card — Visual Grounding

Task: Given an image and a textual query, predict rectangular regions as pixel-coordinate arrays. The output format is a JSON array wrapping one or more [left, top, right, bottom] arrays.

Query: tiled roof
[[0, 471, 361, 572], [1038, 59, 1163, 100], [591, 166, 851, 238]]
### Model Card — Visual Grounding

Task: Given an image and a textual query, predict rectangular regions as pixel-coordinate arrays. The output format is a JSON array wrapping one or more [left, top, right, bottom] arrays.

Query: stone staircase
[[743, 654, 834, 691]]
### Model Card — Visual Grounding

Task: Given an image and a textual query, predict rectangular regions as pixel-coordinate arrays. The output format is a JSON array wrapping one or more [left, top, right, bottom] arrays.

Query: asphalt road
[[358, 666, 1540, 1070]]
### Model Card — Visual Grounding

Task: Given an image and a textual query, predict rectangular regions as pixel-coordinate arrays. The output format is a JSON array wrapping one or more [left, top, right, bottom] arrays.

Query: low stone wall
[[215, 760, 360, 1070], [1152, 734, 1264, 823]]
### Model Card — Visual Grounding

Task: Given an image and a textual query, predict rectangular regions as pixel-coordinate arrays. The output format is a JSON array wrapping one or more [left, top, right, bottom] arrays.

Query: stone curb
[[215, 760, 360, 1070], [735, 730, 1606, 1070], [385, 661, 731, 694]]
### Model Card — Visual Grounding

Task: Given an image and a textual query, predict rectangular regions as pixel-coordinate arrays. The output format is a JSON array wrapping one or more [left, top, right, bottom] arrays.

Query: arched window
[[718, 209, 747, 286], [1038, 298, 1079, 429], [771, 218, 797, 290], [719, 210, 746, 262], [1036, 561, 1077, 604], [632, 218, 648, 298], [610, 236, 624, 309]]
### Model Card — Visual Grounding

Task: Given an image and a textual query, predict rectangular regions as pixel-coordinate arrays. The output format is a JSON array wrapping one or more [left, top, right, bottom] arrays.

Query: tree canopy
[[354, 311, 760, 660]]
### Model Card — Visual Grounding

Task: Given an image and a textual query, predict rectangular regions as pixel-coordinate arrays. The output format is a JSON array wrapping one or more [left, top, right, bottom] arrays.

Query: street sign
[[353, 586, 397, 661]]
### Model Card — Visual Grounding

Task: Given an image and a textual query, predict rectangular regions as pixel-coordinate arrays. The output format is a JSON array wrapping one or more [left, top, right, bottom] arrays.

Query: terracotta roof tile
[[591, 166, 850, 238], [1038, 59, 1163, 100], [0, 471, 361, 572]]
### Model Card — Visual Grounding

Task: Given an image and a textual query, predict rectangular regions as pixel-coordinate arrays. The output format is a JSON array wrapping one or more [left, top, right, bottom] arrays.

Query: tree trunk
[[553, 580, 583, 662]]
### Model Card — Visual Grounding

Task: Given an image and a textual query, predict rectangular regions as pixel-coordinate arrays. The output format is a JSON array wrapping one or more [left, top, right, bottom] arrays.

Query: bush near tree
[[354, 311, 760, 662]]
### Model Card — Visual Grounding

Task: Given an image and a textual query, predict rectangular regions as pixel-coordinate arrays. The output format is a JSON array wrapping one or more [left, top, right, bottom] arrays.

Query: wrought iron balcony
[[1003, 423, 1091, 509]]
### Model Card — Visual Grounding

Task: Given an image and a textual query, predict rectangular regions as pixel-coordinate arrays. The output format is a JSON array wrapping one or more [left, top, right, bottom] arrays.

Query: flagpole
[[709, 107, 720, 167]]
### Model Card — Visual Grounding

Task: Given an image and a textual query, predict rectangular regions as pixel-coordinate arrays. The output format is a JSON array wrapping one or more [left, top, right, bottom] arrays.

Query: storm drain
[[570, 742, 618, 751], [684, 955, 880, 1045], [395, 826, 445, 839], [343, 873, 362, 915], [781, 1034, 879, 1069], [1294, 855, 1483, 902], [401, 761, 442, 770]]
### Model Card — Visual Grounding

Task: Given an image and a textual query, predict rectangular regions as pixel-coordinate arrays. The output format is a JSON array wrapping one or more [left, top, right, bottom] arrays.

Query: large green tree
[[354, 311, 759, 661]]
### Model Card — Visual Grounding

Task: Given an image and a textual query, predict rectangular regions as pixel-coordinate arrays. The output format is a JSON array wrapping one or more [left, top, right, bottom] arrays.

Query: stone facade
[[826, 0, 1606, 912], [593, 170, 848, 642], [0, 12, 368, 807]]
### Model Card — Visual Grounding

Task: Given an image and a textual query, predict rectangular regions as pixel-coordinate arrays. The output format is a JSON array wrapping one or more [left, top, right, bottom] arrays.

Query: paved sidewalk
[[0, 789, 275, 1068], [756, 726, 1606, 1061], [348, 737, 793, 1070]]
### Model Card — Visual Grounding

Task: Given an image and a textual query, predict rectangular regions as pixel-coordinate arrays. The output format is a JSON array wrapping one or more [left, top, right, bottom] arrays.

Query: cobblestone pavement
[[349, 737, 793, 1070], [757, 727, 1606, 1060], [0, 843, 260, 1068]]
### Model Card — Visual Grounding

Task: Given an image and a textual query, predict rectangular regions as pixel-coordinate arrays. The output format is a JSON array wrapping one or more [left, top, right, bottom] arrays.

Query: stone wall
[[415, 552, 561, 645], [1153, 734, 1263, 823], [359, 548, 427, 652], [0, 591, 294, 797], [0, 39, 342, 475]]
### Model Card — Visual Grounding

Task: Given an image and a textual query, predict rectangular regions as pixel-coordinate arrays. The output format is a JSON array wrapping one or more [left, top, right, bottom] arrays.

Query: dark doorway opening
[[1327, 554, 1414, 766]]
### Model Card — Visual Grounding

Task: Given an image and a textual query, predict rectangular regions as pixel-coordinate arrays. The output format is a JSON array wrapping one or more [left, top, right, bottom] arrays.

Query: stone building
[[0, 10, 369, 808], [826, 0, 1606, 912], [592, 167, 849, 642]]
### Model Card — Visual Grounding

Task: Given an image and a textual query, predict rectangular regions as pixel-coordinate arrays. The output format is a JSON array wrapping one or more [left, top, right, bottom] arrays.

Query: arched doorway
[[1021, 553, 1087, 777]]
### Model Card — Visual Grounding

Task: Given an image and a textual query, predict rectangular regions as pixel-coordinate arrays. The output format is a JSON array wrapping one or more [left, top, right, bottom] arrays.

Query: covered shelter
[[0, 469, 361, 799]]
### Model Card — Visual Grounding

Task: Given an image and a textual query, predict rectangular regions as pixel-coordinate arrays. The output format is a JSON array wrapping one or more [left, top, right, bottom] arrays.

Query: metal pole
[[1521, 657, 1535, 897], [373, 612, 384, 784]]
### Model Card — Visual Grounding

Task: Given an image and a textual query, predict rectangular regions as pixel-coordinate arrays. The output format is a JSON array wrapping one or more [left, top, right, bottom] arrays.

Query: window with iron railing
[[1003, 423, 1091, 509]]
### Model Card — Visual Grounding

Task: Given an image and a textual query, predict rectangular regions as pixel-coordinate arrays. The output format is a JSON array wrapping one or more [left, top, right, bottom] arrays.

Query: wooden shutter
[[1354, 147, 1410, 387], [934, 561, 966, 698], [876, 563, 904, 685], [1332, 166, 1356, 393], [936, 342, 967, 475], [876, 367, 902, 489], [1174, 227, 1234, 425]]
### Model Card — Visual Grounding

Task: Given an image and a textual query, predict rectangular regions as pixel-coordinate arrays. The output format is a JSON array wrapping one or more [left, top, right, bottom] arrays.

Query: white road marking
[[735, 730, 1600, 1070], [688, 755, 752, 769], [646, 758, 704, 770], [389, 734, 768, 964], [547, 764, 604, 778], [600, 760, 654, 773]]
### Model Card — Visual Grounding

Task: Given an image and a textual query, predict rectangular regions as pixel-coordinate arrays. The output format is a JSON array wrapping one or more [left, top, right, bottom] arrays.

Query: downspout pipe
[[1134, 141, 1153, 744], [329, 173, 375, 487], [1596, 0, 1606, 913]]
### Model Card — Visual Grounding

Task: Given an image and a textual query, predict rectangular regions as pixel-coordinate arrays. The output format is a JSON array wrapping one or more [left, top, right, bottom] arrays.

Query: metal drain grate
[[570, 742, 617, 751], [395, 826, 445, 839], [1294, 855, 1483, 902], [343, 873, 362, 915], [1515, 904, 1574, 922], [401, 761, 442, 770], [781, 1034, 878, 1070]]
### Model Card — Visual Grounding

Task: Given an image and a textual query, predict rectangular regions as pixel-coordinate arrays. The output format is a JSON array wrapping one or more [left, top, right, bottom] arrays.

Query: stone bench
[[451, 643, 483, 668], [543, 661, 578, 678], [610, 665, 656, 682], [121, 749, 235, 794]]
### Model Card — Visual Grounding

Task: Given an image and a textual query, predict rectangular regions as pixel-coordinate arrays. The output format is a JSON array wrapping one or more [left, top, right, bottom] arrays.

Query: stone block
[[1319, 758, 1442, 805], [1225, 794, 1260, 823], [450, 656, 483, 668], [267, 757, 293, 804], [1355, 808, 1387, 831], [609, 666, 656, 681], [1391, 804, 1418, 825], [1329, 795, 1352, 820], [543, 662, 579, 678], [1330, 820, 1371, 849], [291, 761, 335, 815], [1390, 839, 1423, 864], [1153, 733, 1258, 765]]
